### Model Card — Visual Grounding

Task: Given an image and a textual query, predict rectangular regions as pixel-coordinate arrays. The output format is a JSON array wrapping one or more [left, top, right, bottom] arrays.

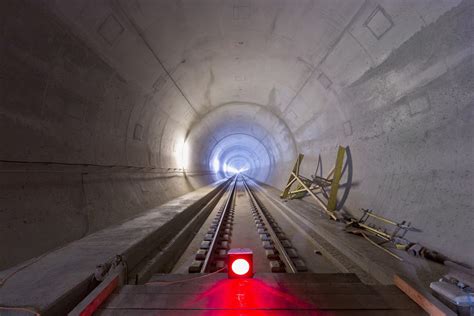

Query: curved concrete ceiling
[[0, 0, 472, 269]]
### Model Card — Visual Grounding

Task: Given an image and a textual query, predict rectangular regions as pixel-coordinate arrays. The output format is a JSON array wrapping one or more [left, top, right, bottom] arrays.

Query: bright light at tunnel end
[[223, 163, 248, 175], [207, 133, 271, 181], [212, 158, 249, 177]]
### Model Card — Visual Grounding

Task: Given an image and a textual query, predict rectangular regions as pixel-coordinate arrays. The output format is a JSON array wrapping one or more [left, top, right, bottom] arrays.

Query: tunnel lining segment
[[185, 102, 297, 183]]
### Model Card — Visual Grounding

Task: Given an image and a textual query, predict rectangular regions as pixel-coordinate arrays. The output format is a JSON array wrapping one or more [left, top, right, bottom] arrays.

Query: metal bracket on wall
[[68, 255, 127, 316], [356, 208, 413, 242], [280, 146, 346, 221], [344, 209, 417, 261]]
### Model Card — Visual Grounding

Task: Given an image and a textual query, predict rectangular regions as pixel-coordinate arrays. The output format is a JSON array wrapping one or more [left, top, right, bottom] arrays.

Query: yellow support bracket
[[327, 146, 346, 212], [280, 147, 347, 221], [291, 171, 337, 220], [280, 153, 304, 199]]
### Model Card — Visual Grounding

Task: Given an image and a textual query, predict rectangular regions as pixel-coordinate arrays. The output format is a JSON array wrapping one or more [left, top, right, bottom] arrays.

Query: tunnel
[[0, 0, 473, 314]]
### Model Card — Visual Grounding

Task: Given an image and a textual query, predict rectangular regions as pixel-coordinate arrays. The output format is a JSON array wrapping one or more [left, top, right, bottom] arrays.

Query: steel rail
[[242, 177, 297, 273], [200, 176, 238, 272]]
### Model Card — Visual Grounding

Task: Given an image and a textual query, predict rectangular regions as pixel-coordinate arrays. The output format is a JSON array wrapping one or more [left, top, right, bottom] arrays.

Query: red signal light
[[228, 248, 253, 279], [232, 258, 250, 275]]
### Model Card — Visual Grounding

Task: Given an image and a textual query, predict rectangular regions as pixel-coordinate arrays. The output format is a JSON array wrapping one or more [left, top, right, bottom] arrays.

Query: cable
[[0, 252, 49, 287], [361, 232, 403, 261], [145, 267, 226, 286]]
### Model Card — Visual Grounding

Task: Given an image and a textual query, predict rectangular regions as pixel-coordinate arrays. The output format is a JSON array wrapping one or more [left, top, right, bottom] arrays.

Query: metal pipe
[[361, 233, 403, 261], [326, 166, 335, 179], [358, 223, 392, 240], [364, 211, 398, 226], [283, 177, 297, 190], [291, 172, 337, 220]]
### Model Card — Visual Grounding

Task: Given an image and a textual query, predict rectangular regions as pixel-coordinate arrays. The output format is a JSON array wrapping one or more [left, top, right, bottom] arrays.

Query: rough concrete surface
[[0, 182, 222, 314]]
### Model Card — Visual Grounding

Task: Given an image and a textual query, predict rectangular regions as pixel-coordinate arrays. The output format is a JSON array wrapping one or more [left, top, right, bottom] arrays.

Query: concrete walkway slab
[[0, 181, 224, 315], [97, 273, 424, 315]]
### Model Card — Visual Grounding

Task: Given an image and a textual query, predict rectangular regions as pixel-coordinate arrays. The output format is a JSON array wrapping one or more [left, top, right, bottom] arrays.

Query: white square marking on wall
[[233, 6, 250, 19], [98, 15, 124, 45], [134, 123, 143, 140], [318, 72, 332, 89], [153, 75, 167, 92], [234, 75, 246, 81], [364, 6, 393, 40], [409, 94, 431, 116], [343, 120, 353, 136], [233, 0, 250, 19], [288, 109, 298, 121]]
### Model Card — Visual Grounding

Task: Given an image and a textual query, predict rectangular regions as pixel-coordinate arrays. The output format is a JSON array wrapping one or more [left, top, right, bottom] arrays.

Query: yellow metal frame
[[357, 208, 412, 241], [327, 146, 345, 212], [280, 146, 346, 220]]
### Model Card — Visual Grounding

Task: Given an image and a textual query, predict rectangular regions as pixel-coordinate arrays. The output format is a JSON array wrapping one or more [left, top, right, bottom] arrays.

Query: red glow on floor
[[184, 277, 318, 314]]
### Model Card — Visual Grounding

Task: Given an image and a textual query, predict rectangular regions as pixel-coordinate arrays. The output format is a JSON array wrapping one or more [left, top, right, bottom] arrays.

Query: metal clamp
[[68, 255, 127, 316]]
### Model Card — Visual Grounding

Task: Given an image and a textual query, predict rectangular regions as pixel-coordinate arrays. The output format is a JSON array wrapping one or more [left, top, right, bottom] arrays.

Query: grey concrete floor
[[97, 273, 425, 315], [227, 184, 271, 273], [260, 193, 342, 274], [256, 184, 450, 288]]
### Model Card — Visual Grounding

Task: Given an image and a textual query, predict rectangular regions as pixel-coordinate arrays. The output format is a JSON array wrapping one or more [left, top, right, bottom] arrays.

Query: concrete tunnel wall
[[0, 0, 472, 270]]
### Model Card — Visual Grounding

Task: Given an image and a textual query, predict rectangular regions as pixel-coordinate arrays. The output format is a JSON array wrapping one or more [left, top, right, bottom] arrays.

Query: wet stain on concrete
[[204, 67, 215, 109]]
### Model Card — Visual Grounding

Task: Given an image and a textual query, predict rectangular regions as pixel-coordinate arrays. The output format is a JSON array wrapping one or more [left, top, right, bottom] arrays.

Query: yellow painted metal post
[[327, 146, 345, 212], [291, 171, 337, 220], [281, 154, 304, 198]]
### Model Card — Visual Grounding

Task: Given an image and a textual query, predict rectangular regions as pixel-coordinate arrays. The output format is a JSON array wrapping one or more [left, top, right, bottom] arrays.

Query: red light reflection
[[181, 277, 321, 315]]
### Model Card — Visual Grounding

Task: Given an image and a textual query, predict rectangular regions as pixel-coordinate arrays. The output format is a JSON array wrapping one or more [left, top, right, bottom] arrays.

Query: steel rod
[[291, 172, 337, 220], [364, 211, 398, 226]]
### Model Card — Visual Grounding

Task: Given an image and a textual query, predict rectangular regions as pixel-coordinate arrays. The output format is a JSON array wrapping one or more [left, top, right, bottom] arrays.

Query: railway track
[[186, 175, 307, 274], [66, 175, 423, 316], [69, 177, 424, 315]]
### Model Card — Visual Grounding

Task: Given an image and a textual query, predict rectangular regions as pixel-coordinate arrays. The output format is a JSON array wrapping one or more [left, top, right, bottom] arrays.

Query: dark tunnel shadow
[[336, 146, 353, 211], [309, 147, 355, 214], [183, 169, 194, 190], [314, 154, 323, 178]]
